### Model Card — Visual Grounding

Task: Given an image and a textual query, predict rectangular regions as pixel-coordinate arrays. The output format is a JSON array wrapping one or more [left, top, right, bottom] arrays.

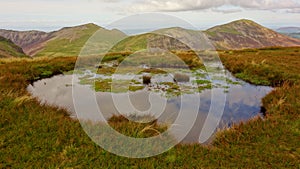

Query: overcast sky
[[0, 0, 300, 31]]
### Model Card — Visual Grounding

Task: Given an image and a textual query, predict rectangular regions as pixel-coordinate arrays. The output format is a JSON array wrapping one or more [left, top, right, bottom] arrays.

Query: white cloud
[[128, 0, 300, 13], [286, 8, 300, 13], [90, 0, 121, 3], [211, 8, 242, 14]]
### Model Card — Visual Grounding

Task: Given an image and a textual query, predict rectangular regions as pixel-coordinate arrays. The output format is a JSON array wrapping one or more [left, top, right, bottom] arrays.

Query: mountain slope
[[0, 29, 50, 56], [33, 23, 102, 57], [0, 36, 27, 58], [0, 23, 127, 57], [110, 27, 212, 52], [205, 19, 300, 50]]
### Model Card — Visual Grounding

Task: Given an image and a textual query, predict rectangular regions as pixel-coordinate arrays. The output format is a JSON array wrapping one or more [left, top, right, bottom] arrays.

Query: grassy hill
[[101, 20, 300, 53], [34, 23, 125, 57], [0, 24, 127, 57], [102, 29, 204, 68], [0, 36, 27, 58], [109, 27, 208, 52], [205, 19, 300, 50]]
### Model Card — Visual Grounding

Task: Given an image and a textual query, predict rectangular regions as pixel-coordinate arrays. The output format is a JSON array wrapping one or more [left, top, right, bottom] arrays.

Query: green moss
[[128, 85, 145, 92], [92, 79, 145, 93], [198, 84, 213, 91], [141, 68, 167, 74], [193, 79, 211, 85], [96, 67, 116, 75]]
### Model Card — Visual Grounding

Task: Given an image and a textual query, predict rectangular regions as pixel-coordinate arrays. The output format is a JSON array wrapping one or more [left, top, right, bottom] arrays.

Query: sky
[[0, 0, 300, 32]]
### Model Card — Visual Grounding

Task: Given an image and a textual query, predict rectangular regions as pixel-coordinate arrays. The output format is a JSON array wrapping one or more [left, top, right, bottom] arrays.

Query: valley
[[0, 36, 27, 58]]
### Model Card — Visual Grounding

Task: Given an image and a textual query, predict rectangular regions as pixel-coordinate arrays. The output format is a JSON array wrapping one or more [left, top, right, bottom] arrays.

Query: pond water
[[27, 70, 273, 144]]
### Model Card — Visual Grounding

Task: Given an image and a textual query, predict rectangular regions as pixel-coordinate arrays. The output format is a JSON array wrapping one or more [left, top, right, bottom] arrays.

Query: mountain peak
[[225, 19, 261, 28], [79, 23, 101, 29], [233, 19, 256, 23], [205, 19, 300, 50], [59, 23, 101, 31]]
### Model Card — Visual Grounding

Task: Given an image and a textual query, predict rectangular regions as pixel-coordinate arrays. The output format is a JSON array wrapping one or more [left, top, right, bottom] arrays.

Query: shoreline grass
[[1, 47, 300, 168]]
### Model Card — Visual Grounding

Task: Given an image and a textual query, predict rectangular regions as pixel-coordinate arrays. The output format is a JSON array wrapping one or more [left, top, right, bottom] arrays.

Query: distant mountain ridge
[[1, 20, 300, 57], [0, 23, 126, 57], [277, 27, 300, 34], [285, 33, 300, 40], [0, 36, 27, 58], [276, 27, 300, 40], [205, 19, 300, 50], [107, 20, 300, 52]]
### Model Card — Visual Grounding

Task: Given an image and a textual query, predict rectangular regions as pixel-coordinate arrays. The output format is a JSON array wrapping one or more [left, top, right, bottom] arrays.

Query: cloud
[[231, 0, 300, 10], [93, 0, 120, 3], [211, 8, 242, 14], [128, 0, 300, 13], [286, 8, 300, 13]]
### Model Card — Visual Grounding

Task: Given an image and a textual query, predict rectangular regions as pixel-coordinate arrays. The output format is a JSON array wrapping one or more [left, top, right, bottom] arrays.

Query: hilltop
[[205, 19, 300, 50], [0, 23, 126, 57], [0, 36, 27, 58]]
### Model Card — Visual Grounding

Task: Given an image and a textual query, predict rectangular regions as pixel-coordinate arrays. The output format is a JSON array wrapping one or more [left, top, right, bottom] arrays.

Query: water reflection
[[27, 74, 272, 144]]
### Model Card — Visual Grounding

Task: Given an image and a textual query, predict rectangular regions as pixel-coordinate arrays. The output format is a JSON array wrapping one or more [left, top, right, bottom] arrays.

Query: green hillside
[[110, 33, 149, 52], [110, 27, 203, 52], [0, 36, 27, 58], [33, 24, 126, 57], [34, 24, 101, 57], [103, 31, 203, 68], [204, 19, 300, 50]]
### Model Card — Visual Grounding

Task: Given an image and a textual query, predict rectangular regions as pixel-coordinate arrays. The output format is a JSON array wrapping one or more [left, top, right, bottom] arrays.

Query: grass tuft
[[12, 95, 33, 107]]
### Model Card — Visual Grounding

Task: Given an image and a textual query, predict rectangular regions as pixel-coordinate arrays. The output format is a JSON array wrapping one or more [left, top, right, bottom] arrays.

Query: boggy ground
[[0, 47, 299, 168]]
